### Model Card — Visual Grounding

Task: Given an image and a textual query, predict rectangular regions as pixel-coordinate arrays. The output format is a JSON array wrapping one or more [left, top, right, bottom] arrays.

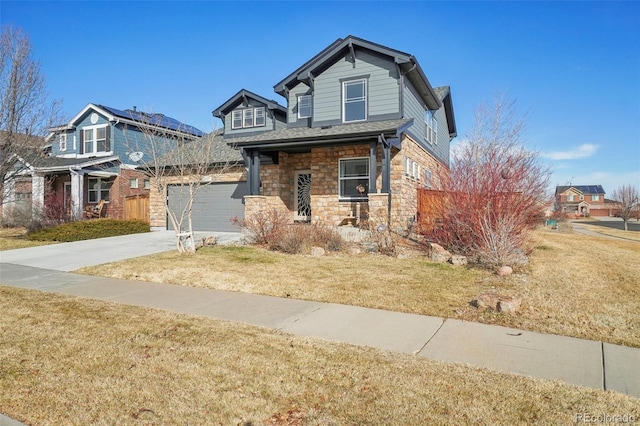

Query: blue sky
[[2, 1, 639, 194]]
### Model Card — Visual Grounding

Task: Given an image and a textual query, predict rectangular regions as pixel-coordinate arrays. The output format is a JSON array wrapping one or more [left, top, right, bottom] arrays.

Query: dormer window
[[298, 95, 312, 119], [342, 79, 367, 123], [232, 107, 266, 129]]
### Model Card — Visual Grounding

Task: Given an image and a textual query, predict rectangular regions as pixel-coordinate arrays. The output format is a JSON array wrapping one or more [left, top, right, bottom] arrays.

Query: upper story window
[[298, 95, 312, 119], [232, 107, 266, 129], [59, 134, 67, 151], [566, 195, 575, 202], [592, 195, 600, 201], [82, 125, 110, 154], [342, 79, 367, 123], [339, 157, 369, 200], [425, 110, 438, 144]]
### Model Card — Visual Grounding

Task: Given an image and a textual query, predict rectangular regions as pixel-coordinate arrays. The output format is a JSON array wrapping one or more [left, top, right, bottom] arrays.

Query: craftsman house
[[11, 104, 203, 221], [555, 185, 616, 217], [154, 35, 456, 232]]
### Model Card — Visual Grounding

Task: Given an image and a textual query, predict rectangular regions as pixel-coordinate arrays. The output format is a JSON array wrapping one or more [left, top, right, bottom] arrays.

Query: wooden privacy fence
[[416, 188, 448, 234], [124, 194, 149, 223]]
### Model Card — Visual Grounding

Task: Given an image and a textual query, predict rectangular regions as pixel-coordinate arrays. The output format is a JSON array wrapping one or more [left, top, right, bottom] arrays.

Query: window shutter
[[105, 126, 111, 151], [79, 130, 84, 154]]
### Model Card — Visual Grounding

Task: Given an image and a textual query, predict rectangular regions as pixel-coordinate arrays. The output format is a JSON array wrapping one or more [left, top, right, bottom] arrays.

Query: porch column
[[31, 174, 45, 218], [249, 150, 261, 195], [369, 141, 377, 193], [380, 138, 391, 194], [70, 170, 84, 219]]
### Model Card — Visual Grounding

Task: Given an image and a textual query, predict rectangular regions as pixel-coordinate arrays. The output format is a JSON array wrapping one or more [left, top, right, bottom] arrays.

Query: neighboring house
[[9, 104, 204, 221], [555, 185, 618, 217], [154, 35, 457, 232]]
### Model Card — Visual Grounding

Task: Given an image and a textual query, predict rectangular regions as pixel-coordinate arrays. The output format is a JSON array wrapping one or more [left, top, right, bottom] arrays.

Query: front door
[[294, 170, 311, 221]]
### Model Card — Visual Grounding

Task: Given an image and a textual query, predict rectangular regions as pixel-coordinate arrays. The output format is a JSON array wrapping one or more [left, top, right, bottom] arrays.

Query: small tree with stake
[[126, 118, 239, 254]]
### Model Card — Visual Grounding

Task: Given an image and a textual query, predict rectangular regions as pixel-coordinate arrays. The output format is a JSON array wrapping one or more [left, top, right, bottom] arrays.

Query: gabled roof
[[433, 86, 457, 138], [212, 89, 287, 118], [225, 118, 413, 149], [273, 35, 442, 110], [48, 103, 204, 139], [555, 185, 606, 195]]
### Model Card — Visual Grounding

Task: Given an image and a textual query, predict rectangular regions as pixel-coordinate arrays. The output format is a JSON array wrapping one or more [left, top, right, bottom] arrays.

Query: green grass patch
[[27, 219, 150, 242]]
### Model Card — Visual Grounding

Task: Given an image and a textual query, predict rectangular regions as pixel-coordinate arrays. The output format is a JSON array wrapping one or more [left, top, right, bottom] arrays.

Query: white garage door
[[167, 182, 247, 232]]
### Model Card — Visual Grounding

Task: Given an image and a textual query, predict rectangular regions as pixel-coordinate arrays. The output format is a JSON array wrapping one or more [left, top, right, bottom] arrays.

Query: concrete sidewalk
[[1, 262, 638, 399]]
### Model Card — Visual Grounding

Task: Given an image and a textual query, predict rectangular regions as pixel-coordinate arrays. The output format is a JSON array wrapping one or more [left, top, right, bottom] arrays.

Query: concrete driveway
[[0, 230, 244, 272], [572, 216, 640, 232]]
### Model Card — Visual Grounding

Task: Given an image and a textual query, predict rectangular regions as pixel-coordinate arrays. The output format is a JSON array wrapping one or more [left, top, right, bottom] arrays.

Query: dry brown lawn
[[79, 227, 640, 348], [1, 287, 638, 425], [0, 227, 53, 250]]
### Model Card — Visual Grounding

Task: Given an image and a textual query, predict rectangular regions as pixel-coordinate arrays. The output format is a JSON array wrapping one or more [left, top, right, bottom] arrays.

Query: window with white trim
[[592, 195, 600, 201], [298, 95, 312, 119], [339, 158, 369, 200], [342, 79, 367, 123], [59, 134, 67, 151], [232, 107, 266, 129], [88, 178, 112, 203], [144, 179, 151, 190], [566, 195, 575, 202], [82, 125, 109, 154], [425, 110, 438, 144], [424, 169, 433, 188], [129, 178, 139, 189]]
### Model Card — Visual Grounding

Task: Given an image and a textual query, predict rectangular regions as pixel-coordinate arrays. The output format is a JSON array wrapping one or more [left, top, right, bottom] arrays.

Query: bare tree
[[0, 26, 62, 206], [611, 184, 639, 231], [430, 93, 552, 267], [126, 119, 240, 254]]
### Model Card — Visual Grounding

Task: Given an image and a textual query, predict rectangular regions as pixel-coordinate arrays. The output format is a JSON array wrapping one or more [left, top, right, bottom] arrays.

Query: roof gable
[[555, 185, 606, 195], [51, 103, 204, 138], [212, 89, 286, 118], [273, 35, 441, 110]]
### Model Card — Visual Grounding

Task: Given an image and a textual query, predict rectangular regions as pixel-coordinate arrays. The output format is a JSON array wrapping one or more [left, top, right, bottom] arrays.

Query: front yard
[[78, 227, 640, 348]]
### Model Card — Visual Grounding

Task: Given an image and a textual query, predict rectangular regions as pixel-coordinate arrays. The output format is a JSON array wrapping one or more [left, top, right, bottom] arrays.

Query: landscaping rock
[[450, 255, 468, 266], [473, 292, 500, 310], [347, 247, 362, 256], [310, 246, 325, 257], [497, 266, 513, 276], [429, 243, 452, 263], [497, 296, 522, 314], [361, 241, 378, 253]]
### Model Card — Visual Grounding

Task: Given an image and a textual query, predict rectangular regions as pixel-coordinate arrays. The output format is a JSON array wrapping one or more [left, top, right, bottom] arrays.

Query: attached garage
[[167, 182, 248, 232]]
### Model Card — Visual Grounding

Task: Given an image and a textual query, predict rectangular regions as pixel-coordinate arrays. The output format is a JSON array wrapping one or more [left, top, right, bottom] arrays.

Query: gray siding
[[402, 79, 450, 166], [313, 50, 400, 126], [223, 99, 281, 136], [288, 82, 311, 126]]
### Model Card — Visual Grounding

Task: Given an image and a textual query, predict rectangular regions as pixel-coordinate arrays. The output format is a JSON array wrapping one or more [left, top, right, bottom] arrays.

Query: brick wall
[[104, 168, 149, 219]]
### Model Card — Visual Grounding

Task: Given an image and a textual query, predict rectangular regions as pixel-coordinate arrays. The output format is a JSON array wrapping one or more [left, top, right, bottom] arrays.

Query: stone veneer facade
[[245, 133, 446, 231]]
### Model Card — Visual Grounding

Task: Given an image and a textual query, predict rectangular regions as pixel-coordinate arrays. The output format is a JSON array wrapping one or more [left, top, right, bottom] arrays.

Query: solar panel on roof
[[99, 105, 204, 137]]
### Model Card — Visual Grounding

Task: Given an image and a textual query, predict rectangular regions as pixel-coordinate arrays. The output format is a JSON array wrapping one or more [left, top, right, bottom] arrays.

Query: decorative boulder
[[473, 292, 500, 310], [497, 297, 522, 314], [429, 243, 452, 263], [450, 255, 468, 266], [310, 246, 325, 257], [347, 247, 362, 256], [497, 266, 513, 276]]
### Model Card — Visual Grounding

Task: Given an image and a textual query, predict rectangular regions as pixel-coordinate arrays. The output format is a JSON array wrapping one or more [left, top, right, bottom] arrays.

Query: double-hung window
[[339, 158, 369, 200], [298, 95, 312, 119], [425, 110, 438, 144], [232, 107, 266, 129], [82, 125, 109, 154], [342, 79, 367, 123], [88, 178, 112, 203], [59, 134, 67, 151], [592, 195, 600, 201]]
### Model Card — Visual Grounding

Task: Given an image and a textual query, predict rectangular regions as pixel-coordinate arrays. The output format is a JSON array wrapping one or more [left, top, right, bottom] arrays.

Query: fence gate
[[124, 194, 149, 223]]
